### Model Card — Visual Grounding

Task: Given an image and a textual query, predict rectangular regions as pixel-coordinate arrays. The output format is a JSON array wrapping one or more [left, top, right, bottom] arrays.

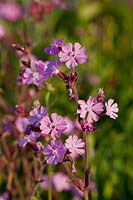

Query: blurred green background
[[0, 0, 133, 199]]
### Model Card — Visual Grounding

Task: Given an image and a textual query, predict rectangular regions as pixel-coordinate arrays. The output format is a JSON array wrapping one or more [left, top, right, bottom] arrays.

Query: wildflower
[[29, 106, 47, 125], [18, 131, 40, 147], [0, 24, 5, 39], [52, 172, 70, 192], [105, 99, 119, 119], [28, 1, 53, 22], [46, 59, 61, 77], [52, 0, 66, 9], [45, 38, 64, 55], [59, 42, 87, 68], [0, 2, 22, 22], [65, 135, 85, 156], [44, 140, 66, 164], [41, 172, 70, 192], [17, 60, 50, 86], [40, 113, 67, 139], [0, 192, 9, 200], [15, 117, 29, 133], [77, 96, 104, 123], [63, 117, 74, 134]]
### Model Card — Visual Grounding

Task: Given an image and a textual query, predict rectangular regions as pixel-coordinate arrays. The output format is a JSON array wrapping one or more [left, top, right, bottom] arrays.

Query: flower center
[[69, 51, 75, 57], [53, 149, 57, 155], [87, 106, 92, 112], [33, 72, 39, 79], [50, 123, 55, 129]]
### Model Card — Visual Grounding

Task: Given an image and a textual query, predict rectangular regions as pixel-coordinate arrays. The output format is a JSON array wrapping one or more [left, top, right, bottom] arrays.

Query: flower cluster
[[15, 38, 119, 196], [45, 39, 88, 69], [17, 103, 85, 165], [16, 38, 87, 88], [78, 89, 119, 132]]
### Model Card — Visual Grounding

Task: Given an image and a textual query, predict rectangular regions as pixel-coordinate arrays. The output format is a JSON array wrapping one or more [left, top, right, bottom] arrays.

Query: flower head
[[77, 96, 104, 123], [0, 2, 22, 22], [63, 117, 74, 134], [17, 60, 50, 86], [59, 42, 87, 68], [52, 172, 70, 192], [45, 38, 64, 55], [105, 99, 119, 119], [44, 140, 66, 164], [18, 131, 40, 147], [40, 172, 70, 192], [52, 0, 66, 9], [40, 113, 67, 139], [0, 192, 9, 200], [46, 59, 61, 77], [0, 24, 5, 39], [65, 135, 85, 156], [29, 106, 47, 125], [15, 117, 29, 133]]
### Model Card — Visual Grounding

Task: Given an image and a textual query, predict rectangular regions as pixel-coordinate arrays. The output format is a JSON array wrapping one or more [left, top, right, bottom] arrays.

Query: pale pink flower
[[0, 2, 22, 22], [40, 113, 67, 139], [105, 99, 119, 119], [0, 24, 5, 39], [77, 96, 104, 123], [15, 117, 29, 133], [64, 117, 74, 134], [65, 135, 85, 156], [59, 42, 87, 68], [52, 172, 70, 192]]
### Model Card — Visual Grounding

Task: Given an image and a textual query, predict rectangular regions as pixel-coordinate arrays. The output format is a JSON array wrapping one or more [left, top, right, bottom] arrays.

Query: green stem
[[47, 164, 52, 200]]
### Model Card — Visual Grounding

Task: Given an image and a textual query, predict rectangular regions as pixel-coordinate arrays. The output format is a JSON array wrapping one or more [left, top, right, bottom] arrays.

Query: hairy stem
[[47, 164, 52, 200], [82, 131, 89, 200], [27, 160, 46, 200], [73, 85, 79, 105], [63, 162, 84, 192], [73, 80, 90, 199], [84, 189, 89, 200]]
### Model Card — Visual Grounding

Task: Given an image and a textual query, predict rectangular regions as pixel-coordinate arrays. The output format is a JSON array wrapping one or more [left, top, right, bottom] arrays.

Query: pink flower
[[15, 117, 29, 133], [77, 96, 104, 123], [29, 106, 47, 125], [45, 38, 64, 55], [40, 172, 70, 192], [0, 24, 5, 39], [40, 113, 67, 139], [44, 140, 66, 164], [52, 172, 70, 192], [59, 42, 87, 68], [0, 2, 22, 22], [65, 135, 85, 156], [63, 117, 74, 134], [105, 99, 119, 119], [52, 0, 66, 9]]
